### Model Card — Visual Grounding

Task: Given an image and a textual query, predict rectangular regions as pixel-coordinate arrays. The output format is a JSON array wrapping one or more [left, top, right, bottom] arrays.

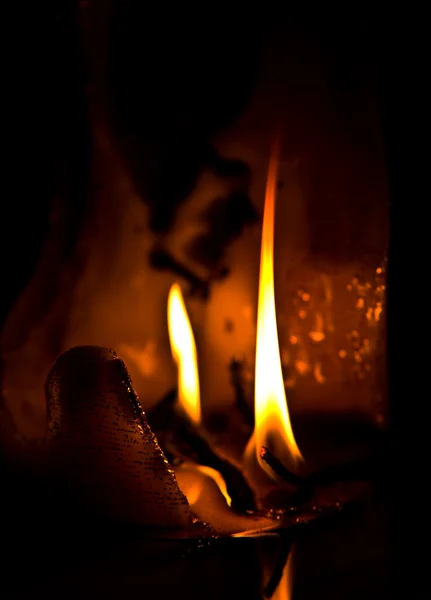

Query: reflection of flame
[[271, 546, 295, 600], [247, 140, 303, 479], [167, 283, 201, 425], [309, 312, 325, 342]]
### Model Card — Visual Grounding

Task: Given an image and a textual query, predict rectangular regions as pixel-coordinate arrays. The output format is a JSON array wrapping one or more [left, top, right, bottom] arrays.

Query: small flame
[[249, 139, 303, 479], [167, 283, 201, 426]]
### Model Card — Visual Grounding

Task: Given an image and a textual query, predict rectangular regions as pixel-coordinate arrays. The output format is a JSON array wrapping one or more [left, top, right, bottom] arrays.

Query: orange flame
[[248, 139, 303, 479], [167, 283, 201, 426]]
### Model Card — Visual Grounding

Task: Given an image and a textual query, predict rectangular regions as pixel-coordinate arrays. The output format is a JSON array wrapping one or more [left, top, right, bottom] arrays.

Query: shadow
[[107, 3, 261, 238]]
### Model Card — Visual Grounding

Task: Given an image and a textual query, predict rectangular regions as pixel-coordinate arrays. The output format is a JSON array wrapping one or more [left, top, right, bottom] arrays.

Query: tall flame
[[167, 283, 201, 426], [253, 139, 303, 477]]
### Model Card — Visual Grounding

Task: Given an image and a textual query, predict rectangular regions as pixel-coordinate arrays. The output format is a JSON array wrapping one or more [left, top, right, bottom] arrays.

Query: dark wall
[[1, 1, 91, 331]]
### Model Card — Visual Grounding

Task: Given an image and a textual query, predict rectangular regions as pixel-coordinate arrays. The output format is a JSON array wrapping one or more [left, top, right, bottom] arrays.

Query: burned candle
[[45, 346, 204, 533], [38, 136, 380, 539]]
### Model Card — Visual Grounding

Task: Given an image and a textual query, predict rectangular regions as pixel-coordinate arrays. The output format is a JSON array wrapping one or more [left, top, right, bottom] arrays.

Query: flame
[[167, 283, 201, 425], [250, 139, 303, 478]]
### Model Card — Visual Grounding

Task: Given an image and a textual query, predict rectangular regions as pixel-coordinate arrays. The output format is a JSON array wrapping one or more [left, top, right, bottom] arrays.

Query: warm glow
[[249, 139, 303, 479], [167, 283, 201, 426]]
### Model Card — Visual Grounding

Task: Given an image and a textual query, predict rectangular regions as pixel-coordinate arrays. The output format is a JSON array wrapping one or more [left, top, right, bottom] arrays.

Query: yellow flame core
[[167, 283, 201, 426], [254, 141, 303, 476]]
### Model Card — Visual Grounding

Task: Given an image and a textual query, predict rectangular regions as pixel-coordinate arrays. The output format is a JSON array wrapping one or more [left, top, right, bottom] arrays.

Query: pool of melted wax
[[237, 479, 372, 536]]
